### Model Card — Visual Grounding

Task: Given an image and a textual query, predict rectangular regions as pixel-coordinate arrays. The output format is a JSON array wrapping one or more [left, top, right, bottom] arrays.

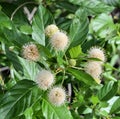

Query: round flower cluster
[[45, 24, 59, 38], [50, 32, 69, 51], [48, 87, 66, 106], [22, 42, 39, 61], [88, 46, 105, 64], [85, 61, 102, 84], [85, 46, 106, 84], [36, 70, 54, 90], [45, 24, 69, 51], [36, 69, 66, 106]]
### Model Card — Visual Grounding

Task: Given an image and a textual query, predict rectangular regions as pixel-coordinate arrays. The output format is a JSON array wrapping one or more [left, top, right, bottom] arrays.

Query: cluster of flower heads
[[45, 24, 69, 51], [22, 24, 69, 61], [36, 69, 66, 106], [21, 24, 68, 106], [85, 46, 106, 84]]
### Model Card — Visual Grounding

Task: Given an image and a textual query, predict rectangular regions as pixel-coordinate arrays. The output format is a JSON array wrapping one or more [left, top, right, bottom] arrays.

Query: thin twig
[[55, 69, 62, 75], [64, 53, 68, 65], [0, 67, 9, 72], [11, 1, 37, 20], [68, 83, 72, 103], [61, 70, 65, 85], [23, 6, 37, 24], [69, 66, 83, 70]]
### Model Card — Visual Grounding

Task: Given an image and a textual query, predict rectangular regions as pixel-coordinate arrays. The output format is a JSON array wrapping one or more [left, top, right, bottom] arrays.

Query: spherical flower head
[[88, 46, 105, 64], [48, 87, 66, 106], [36, 70, 54, 90], [84, 61, 102, 84], [45, 24, 59, 38], [50, 32, 69, 51], [22, 43, 39, 61]]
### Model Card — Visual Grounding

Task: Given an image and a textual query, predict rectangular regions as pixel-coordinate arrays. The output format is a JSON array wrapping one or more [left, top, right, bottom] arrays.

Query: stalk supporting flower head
[[50, 31, 69, 51], [36, 70, 54, 90], [84, 61, 102, 84], [48, 87, 66, 106], [45, 24, 59, 38], [88, 46, 105, 64], [22, 42, 39, 61]]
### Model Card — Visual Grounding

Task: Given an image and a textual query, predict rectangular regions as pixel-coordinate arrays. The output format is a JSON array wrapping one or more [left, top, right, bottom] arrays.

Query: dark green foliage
[[0, 0, 120, 119]]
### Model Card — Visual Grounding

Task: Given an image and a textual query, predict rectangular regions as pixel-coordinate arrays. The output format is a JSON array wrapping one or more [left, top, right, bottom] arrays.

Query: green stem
[[69, 66, 83, 70], [64, 53, 68, 65], [61, 70, 65, 86]]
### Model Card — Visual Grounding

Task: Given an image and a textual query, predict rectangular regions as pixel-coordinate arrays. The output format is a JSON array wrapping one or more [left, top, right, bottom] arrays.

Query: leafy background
[[0, 0, 120, 119]]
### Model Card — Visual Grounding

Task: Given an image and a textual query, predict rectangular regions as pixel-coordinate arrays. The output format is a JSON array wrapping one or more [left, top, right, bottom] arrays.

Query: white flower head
[[88, 46, 106, 64], [36, 70, 54, 90], [48, 87, 66, 106], [84, 61, 102, 84], [22, 42, 39, 61], [45, 24, 59, 38], [50, 31, 69, 51]]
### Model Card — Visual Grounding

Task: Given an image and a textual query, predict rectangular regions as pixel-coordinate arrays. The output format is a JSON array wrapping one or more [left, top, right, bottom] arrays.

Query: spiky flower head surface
[[45, 24, 59, 38], [36, 70, 54, 90], [48, 87, 66, 106], [84, 61, 102, 84], [22, 42, 39, 61], [50, 31, 69, 51], [88, 46, 105, 64]]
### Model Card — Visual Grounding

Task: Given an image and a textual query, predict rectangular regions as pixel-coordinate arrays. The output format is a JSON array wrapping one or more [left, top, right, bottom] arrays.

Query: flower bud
[[69, 59, 76, 66]]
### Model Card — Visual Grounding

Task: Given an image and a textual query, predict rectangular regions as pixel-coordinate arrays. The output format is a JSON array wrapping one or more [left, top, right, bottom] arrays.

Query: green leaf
[[69, 0, 113, 15], [110, 97, 120, 114], [97, 81, 118, 101], [2, 27, 30, 47], [0, 11, 12, 29], [20, 25, 32, 35], [18, 57, 40, 81], [103, 72, 117, 81], [67, 68, 96, 85], [103, 0, 120, 7], [38, 45, 52, 58], [90, 13, 115, 38], [68, 0, 82, 5], [24, 107, 33, 119], [69, 45, 83, 58], [32, 5, 53, 46], [83, 0, 113, 15], [5, 47, 23, 71], [32, 5, 45, 46], [57, 55, 64, 66], [42, 98, 73, 119], [5, 48, 40, 81], [69, 9, 89, 48], [57, 1, 77, 13], [0, 80, 41, 119], [112, 117, 120, 119], [90, 95, 99, 105], [0, 11, 29, 47]]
